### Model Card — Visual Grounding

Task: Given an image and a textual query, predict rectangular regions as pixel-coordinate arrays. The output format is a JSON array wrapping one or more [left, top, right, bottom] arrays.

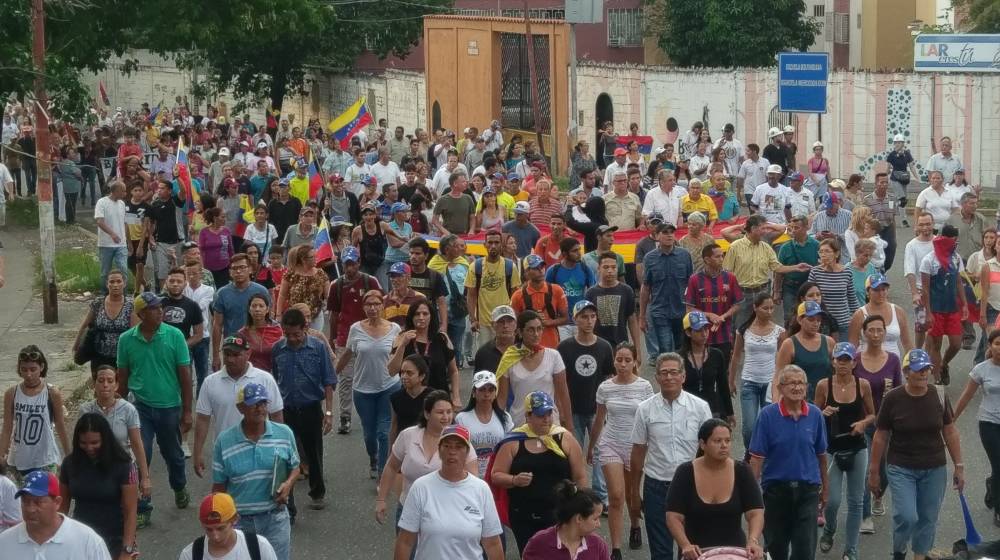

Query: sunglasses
[[19, 350, 43, 362]]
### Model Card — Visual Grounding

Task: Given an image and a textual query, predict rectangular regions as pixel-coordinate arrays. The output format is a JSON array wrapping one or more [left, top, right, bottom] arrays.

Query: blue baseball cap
[[491, 172, 506, 180], [390, 202, 410, 214], [787, 171, 804, 182], [573, 300, 598, 317], [15, 470, 59, 498], [524, 254, 546, 270], [341, 246, 360, 263], [508, 173, 521, 182], [866, 273, 890, 290], [525, 391, 555, 416], [389, 262, 411, 276], [903, 349, 933, 372], [833, 342, 857, 360], [797, 301, 824, 317], [134, 292, 164, 314], [683, 311, 711, 331], [237, 382, 269, 406]]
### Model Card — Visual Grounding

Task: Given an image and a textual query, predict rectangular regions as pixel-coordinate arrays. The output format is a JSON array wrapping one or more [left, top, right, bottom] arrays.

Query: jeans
[[190, 339, 210, 394], [335, 346, 354, 420], [823, 449, 867, 556], [880, 224, 897, 273], [573, 413, 607, 503], [762, 481, 820, 560], [134, 401, 186, 491], [447, 315, 468, 367], [739, 379, 771, 450], [82, 168, 97, 205], [975, 305, 1000, 364], [648, 317, 684, 356], [354, 386, 394, 476], [782, 286, 801, 327], [98, 246, 129, 292], [63, 192, 78, 224], [863, 426, 888, 519], [284, 401, 326, 500], [886, 463, 947, 556], [643, 477, 673, 560], [981, 421, 1000, 513], [644, 311, 661, 365], [238, 507, 291, 560]]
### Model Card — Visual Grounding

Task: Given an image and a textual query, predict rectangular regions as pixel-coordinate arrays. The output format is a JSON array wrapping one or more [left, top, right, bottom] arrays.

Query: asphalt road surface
[[105, 228, 998, 560]]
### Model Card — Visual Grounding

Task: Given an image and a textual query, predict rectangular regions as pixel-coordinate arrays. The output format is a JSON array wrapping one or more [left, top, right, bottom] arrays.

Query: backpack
[[192, 530, 261, 560], [474, 257, 514, 297], [520, 282, 556, 320]]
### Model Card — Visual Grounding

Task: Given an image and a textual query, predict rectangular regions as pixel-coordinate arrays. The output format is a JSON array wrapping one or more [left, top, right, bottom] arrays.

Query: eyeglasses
[[656, 369, 683, 377], [780, 380, 807, 387], [18, 350, 42, 362], [230, 265, 249, 271]]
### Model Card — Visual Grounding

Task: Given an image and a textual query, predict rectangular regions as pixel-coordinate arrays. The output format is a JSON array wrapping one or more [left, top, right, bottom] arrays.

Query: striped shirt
[[685, 271, 743, 344], [213, 420, 300, 514], [810, 209, 852, 240], [806, 267, 859, 327], [528, 197, 563, 225], [863, 193, 898, 228], [721, 237, 781, 288]]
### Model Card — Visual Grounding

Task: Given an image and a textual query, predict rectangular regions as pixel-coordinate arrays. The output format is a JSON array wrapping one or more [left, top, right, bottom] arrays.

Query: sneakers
[[842, 552, 857, 560], [819, 532, 834, 553], [369, 456, 377, 480], [628, 527, 642, 550], [861, 517, 875, 534], [941, 365, 951, 386], [309, 497, 326, 510], [338, 416, 352, 435], [182, 442, 191, 458], [136, 510, 151, 529], [611, 549, 623, 560], [872, 497, 886, 516], [901, 218, 910, 228], [174, 488, 190, 509]]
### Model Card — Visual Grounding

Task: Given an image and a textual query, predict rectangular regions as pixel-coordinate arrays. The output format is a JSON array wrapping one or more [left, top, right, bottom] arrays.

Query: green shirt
[[116, 322, 191, 408], [776, 236, 820, 293]]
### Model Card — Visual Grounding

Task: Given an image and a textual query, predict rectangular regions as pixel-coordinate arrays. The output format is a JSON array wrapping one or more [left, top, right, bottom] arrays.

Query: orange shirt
[[509, 281, 568, 349], [289, 137, 310, 157], [533, 234, 563, 267]]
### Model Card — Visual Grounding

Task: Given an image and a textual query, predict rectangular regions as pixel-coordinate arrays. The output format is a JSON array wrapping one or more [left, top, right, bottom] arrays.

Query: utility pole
[[32, 0, 58, 323], [523, 0, 546, 160]]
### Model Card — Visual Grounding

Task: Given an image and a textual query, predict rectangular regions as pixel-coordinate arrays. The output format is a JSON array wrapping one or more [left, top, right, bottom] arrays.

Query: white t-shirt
[[595, 377, 654, 448], [507, 348, 566, 426], [714, 138, 744, 177], [195, 367, 284, 438], [397, 471, 503, 560], [242, 223, 278, 250], [0, 515, 111, 560], [0, 164, 13, 204], [178, 530, 278, 560], [751, 183, 792, 224], [94, 196, 127, 247], [0, 476, 21, 532], [431, 164, 469, 196], [915, 187, 958, 228], [344, 162, 372, 197], [641, 186, 687, 227], [184, 283, 215, 339], [904, 238, 934, 290], [688, 154, 711, 181], [737, 157, 769, 195], [392, 425, 479, 505], [455, 410, 511, 477], [787, 187, 816, 217], [371, 161, 401, 187], [945, 183, 974, 203]]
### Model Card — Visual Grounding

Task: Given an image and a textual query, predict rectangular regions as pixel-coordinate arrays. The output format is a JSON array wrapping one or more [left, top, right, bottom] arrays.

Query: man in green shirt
[[775, 214, 820, 323], [117, 291, 193, 510]]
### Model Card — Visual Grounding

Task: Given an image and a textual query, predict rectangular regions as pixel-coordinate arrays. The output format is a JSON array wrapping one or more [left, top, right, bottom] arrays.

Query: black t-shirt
[[682, 347, 733, 417], [398, 332, 455, 393], [474, 341, 503, 374], [557, 337, 614, 415], [267, 198, 303, 242], [162, 294, 204, 338], [666, 461, 763, 549], [585, 283, 636, 347], [390, 386, 433, 432], [60, 456, 133, 550], [762, 144, 788, 174], [148, 196, 184, 243], [409, 268, 448, 302]]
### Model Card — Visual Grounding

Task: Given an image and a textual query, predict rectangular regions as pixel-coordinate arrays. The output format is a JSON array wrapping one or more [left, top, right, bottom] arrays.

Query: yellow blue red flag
[[328, 97, 373, 149]]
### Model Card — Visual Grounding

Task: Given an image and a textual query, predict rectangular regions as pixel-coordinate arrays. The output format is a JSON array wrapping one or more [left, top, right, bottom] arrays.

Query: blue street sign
[[778, 52, 829, 114]]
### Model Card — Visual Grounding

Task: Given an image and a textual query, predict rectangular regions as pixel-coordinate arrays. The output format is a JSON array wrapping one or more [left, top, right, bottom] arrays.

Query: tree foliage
[[952, 0, 1000, 32], [650, 0, 821, 67]]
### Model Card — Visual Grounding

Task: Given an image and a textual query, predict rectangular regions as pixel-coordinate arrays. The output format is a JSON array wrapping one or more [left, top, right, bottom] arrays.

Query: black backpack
[[192, 530, 261, 560], [520, 282, 556, 319]]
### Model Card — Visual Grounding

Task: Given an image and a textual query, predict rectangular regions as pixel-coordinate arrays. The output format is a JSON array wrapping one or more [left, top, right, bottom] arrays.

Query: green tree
[[144, 0, 451, 117], [650, 0, 821, 67], [0, 0, 143, 121], [952, 0, 1000, 32]]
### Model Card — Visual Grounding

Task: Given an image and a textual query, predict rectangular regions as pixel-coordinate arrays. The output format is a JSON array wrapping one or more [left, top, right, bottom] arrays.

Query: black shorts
[[127, 239, 147, 266]]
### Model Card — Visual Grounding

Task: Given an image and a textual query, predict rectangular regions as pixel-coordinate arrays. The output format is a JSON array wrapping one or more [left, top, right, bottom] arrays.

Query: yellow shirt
[[721, 237, 780, 288], [465, 256, 522, 322], [681, 195, 719, 221], [289, 175, 310, 205]]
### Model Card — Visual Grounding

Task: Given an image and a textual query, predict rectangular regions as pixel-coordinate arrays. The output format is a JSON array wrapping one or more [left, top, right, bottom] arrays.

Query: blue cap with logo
[[390, 202, 410, 214], [341, 246, 360, 263], [237, 382, 269, 406], [15, 470, 59, 498], [525, 254, 546, 270], [903, 349, 933, 372], [683, 311, 711, 331], [525, 391, 555, 416], [833, 342, 857, 360], [797, 301, 824, 317], [573, 300, 598, 317], [389, 262, 411, 276]]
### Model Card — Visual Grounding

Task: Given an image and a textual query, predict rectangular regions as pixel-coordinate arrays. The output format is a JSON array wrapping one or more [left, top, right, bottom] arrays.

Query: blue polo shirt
[[642, 245, 693, 321], [271, 335, 337, 408], [749, 399, 827, 489], [213, 420, 300, 514], [212, 281, 271, 337]]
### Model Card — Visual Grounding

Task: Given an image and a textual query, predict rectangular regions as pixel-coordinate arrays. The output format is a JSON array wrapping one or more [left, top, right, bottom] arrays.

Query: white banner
[[914, 34, 1000, 73], [98, 152, 158, 182]]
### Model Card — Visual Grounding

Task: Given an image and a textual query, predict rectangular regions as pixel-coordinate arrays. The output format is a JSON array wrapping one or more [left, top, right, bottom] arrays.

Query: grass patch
[[7, 198, 39, 228], [552, 175, 570, 192], [37, 249, 103, 294]]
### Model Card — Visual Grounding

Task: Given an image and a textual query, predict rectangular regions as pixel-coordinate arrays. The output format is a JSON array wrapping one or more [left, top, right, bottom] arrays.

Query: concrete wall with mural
[[85, 51, 1000, 187], [575, 63, 1000, 187]]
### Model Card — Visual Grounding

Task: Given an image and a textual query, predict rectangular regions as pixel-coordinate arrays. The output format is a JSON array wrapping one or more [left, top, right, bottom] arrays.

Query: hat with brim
[[903, 349, 932, 372], [525, 391, 555, 416], [573, 300, 598, 317], [833, 342, 857, 360], [15, 471, 59, 499], [797, 301, 824, 317], [134, 292, 163, 314], [472, 370, 498, 389], [237, 382, 269, 406], [439, 425, 472, 451], [683, 311, 711, 331]]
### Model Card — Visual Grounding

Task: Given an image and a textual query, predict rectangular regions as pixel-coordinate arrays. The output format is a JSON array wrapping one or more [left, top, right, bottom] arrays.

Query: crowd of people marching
[[0, 100, 998, 560]]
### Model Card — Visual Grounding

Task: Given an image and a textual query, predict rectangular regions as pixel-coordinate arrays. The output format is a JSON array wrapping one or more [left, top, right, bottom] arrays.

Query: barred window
[[608, 9, 642, 48]]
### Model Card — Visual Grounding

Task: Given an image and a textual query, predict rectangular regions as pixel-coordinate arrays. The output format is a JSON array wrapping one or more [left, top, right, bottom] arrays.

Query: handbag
[[833, 447, 861, 472], [891, 170, 911, 185], [73, 324, 99, 365]]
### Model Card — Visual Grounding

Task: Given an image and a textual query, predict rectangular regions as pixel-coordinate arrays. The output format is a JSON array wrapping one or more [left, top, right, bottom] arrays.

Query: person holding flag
[[328, 97, 374, 149]]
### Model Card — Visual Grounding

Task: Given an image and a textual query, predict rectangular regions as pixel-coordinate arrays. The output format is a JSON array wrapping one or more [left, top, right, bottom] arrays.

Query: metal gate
[[499, 32, 552, 132]]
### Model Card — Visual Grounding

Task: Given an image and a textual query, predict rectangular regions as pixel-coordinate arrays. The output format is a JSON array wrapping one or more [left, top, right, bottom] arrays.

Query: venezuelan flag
[[175, 137, 200, 214], [148, 100, 162, 123], [313, 216, 334, 264], [328, 97, 373, 149], [615, 135, 655, 155], [307, 149, 324, 201]]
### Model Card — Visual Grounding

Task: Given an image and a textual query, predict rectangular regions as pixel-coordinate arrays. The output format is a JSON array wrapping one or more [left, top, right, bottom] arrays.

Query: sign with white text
[[915, 34, 1000, 72]]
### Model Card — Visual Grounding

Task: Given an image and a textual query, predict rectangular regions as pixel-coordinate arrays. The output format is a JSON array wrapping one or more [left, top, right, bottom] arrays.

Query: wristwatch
[[324, 411, 333, 417], [124, 543, 139, 555]]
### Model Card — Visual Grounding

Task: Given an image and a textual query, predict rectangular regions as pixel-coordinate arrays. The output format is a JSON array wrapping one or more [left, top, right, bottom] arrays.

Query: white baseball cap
[[893, 134, 906, 143], [766, 164, 783, 174], [472, 371, 498, 389], [513, 201, 531, 215], [218, 147, 230, 157]]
